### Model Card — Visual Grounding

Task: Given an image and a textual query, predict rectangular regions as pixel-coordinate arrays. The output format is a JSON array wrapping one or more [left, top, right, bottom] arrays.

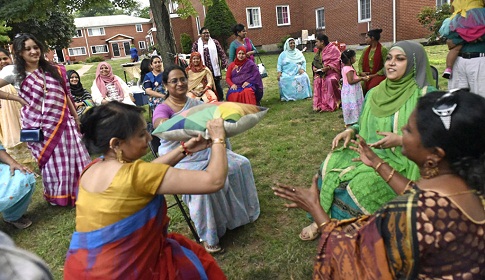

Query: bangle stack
[[212, 138, 226, 148]]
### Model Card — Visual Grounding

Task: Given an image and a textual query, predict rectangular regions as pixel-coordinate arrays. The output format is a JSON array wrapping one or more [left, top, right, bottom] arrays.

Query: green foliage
[[278, 35, 291, 50], [74, 0, 139, 17], [204, 0, 236, 50], [0, 22, 12, 45], [180, 33, 192, 54], [134, 6, 151, 19], [417, 4, 452, 43], [85, 55, 105, 63]]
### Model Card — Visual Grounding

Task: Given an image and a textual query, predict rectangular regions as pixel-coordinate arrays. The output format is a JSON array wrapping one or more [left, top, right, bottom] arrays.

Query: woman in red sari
[[312, 34, 341, 112], [225, 46, 263, 105], [358, 29, 388, 94]]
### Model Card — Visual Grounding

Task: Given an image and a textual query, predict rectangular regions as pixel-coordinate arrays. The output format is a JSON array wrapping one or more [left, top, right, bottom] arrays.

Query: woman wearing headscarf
[[66, 70, 93, 116], [186, 52, 218, 103], [91, 62, 135, 106], [277, 38, 312, 101], [358, 29, 388, 94], [298, 40, 437, 241], [225, 46, 263, 105]]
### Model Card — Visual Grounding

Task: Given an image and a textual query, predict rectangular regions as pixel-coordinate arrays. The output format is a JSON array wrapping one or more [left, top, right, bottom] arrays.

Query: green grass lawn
[[2, 44, 447, 279]]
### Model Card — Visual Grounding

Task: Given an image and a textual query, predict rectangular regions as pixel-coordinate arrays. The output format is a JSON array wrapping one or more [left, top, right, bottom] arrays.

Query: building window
[[276, 5, 290, 26], [246, 7, 262, 28], [315, 8, 325, 30], [87, 27, 105, 36], [135, 24, 143, 32], [358, 0, 371, 22], [437, 0, 450, 7], [168, 0, 179, 13], [91, 45, 108, 54], [73, 29, 83, 38], [68, 47, 87, 56], [139, 41, 146, 49]]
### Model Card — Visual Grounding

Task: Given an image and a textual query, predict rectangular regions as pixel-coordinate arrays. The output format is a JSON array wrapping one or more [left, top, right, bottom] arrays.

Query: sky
[[139, 0, 150, 8]]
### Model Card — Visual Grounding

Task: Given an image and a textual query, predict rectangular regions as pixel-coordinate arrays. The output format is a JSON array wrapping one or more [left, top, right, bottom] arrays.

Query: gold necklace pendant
[[168, 98, 186, 107]]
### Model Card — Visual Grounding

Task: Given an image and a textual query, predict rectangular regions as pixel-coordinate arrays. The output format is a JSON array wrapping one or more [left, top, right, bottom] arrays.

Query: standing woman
[[226, 46, 264, 105], [358, 29, 388, 94], [277, 38, 312, 101], [142, 55, 166, 108], [0, 48, 34, 165], [91, 62, 136, 106], [312, 34, 341, 112], [0, 33, 91, 206], [186, 52, 218, 103], [66, 70, 93, 116], [229, 24, 257, 62]]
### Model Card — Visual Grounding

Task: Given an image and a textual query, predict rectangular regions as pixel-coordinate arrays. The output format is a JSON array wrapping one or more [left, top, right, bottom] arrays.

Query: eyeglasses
[[168, 77, 187, 85], [432, 88, 465, 130]]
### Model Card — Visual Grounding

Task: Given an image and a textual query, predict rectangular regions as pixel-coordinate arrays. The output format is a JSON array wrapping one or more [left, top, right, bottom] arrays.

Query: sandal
[[299, 222, 320, 241], [203, 242, 224, 254], [4, 216, 32, 229]]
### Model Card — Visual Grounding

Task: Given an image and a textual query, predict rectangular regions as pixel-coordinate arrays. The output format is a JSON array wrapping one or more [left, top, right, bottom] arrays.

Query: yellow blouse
[[452, 0, 484, 18], [75, 160, 169, 232]]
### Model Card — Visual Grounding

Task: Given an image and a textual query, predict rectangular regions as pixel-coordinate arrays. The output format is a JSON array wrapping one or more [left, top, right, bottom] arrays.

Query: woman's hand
[[75, 101, 83, 108], [368, 131, 402, 149], [11, 95, 28, 106], [184, 134, 210, 153], [349, 135, 382, 168], [277, 72, 282, 81], [298, 69, 305, 75], [206, 118, 226, 139], [9, 162, 32, 175], [272, 175, 321, 213], [242, 82, 250, 88], [331, 129, 354, 149], [230, 84, 238, 90]]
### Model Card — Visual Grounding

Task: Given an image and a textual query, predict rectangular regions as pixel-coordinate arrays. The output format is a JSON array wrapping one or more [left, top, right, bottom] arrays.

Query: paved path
[[76, 64, 93, 77]]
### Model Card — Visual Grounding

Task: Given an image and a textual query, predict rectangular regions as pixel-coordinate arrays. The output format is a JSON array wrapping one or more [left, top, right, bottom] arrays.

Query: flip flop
[[299, 222, 320, 241], [203, 242, 224, 254]]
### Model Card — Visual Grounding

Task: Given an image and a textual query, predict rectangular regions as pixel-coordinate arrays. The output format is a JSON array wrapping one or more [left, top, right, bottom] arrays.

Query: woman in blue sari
[[277, 38, 312, 101]]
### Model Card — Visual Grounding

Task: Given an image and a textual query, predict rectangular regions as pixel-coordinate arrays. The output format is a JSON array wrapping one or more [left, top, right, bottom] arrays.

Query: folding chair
[[430, 65, 439, 89], [148, 137, 201, 243]]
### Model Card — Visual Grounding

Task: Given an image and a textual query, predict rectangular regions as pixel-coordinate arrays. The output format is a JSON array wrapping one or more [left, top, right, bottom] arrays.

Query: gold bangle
[[178, 145, 186, 156], [318, 221, 328, 229], [212, 138, 226, 147], [401, 180, 413, 194], [6, 93, 10, 100], [385, 168, 396, 183], [374, 161, 385, 172]]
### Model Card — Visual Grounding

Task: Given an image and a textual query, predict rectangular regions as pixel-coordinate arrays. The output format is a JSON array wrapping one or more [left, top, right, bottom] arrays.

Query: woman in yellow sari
[[0, 48, 33, 165], [186, 52, 218, 103]]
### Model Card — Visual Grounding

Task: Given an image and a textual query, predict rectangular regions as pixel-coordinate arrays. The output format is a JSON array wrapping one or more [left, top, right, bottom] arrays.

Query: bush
[[277, 35, 291, 50], [180, 33, 192, 54], [85, 55, 104, 63], [417, 4, 452, 43], [204, 0, 237, 50]]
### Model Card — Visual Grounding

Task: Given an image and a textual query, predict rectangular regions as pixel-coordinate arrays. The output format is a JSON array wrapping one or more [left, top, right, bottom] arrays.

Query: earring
[[116, 149, 126, 164], [422, 159, 439, 179]]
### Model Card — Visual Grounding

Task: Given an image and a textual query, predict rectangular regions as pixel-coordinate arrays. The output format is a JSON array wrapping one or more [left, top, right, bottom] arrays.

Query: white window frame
[[276, 5, 291, 26], [73, 29, 83, 38], [87, 27, 105, 36], [138, 41, 146, 49], [136, 24, 143, 32], [436, 0, 450, 8], [246, 7, 262, 29], [315, 8, 325, 30], [90, 45, 109, 54], [358, 0, 371, 23], [68, 47, 87, 56]]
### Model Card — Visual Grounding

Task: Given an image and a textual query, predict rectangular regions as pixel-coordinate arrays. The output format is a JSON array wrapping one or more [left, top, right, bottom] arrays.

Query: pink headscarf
[[95, 62, 124, 98]]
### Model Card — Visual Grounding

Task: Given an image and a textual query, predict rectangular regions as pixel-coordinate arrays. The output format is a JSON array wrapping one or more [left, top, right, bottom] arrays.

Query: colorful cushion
[[152, 102, 268, 141]]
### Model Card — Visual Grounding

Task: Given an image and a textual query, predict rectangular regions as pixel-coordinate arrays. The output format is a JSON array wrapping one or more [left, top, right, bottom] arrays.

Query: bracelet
[[401, 180, 414, 194], [374, 161, 385, 172], [6, 93, 10, 100], [318, 221, 328, 229], [180, 141, 192, 156], [385, 168, 396, 183], [212, 138, 226, 147]]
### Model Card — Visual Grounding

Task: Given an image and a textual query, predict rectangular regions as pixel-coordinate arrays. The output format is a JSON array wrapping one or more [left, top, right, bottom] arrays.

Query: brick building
[[66, 15, 152, 62]]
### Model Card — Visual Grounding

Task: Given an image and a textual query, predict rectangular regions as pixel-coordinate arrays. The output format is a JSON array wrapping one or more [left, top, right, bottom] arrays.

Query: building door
[[112, 43, 120, 57], [123, 42, 131, 56]]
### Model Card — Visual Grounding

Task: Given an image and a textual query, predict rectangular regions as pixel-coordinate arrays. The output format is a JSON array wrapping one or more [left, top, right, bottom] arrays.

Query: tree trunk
[[149, 0, 177, 70]]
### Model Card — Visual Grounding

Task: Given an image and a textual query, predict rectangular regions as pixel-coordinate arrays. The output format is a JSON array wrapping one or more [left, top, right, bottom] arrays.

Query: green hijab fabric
[[369, 41, 434, 117]]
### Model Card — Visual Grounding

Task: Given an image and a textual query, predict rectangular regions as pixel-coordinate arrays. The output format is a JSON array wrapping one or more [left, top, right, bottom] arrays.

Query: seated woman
[[64, 101, 228, 279], [0, 142, 35, 229], [91, 62, 135, 106], [312, 34, 341, 112], [186, 52, 218, 103], [67, 70, 93, 116], [277, 38, 312, 101], [299, 41, 437, 241], [274, 89, 485, 279], [142, 55, 166, 108], [225, 46, 263, 105], [153, 66, 260, 253]]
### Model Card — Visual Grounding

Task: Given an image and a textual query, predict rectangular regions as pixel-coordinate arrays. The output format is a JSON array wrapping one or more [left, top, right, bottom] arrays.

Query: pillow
[[152, 102, 268, 141]]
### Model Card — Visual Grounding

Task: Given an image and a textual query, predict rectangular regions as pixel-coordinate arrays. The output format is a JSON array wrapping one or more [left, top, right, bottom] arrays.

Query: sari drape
[[312, 43, 341, 111]]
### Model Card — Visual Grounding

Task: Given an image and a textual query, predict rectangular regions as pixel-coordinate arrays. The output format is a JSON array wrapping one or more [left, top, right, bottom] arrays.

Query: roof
[[74, 15, 151, 28]]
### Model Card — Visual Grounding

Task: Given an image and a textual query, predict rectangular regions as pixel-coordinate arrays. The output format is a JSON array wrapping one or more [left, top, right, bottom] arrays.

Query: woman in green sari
[[300, 40, 437, 240]]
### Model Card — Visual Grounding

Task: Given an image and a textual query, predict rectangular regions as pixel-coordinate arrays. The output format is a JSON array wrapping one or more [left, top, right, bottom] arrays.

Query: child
[[439, 0, 485, 79], [340, 50, 367, 126]]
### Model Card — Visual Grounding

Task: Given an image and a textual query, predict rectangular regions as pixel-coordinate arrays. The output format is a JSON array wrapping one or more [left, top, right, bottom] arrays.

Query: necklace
[[447, 189, 477, 197], [168, 98, 187, 107]]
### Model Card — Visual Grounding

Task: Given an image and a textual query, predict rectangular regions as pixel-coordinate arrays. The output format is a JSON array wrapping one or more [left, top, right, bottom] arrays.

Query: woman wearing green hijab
[[299, 40, 436, 241]]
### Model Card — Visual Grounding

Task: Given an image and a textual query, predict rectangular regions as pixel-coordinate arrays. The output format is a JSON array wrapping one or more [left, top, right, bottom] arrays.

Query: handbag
[[255, 52, 268, 78], [20, 128, 44, 142]]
